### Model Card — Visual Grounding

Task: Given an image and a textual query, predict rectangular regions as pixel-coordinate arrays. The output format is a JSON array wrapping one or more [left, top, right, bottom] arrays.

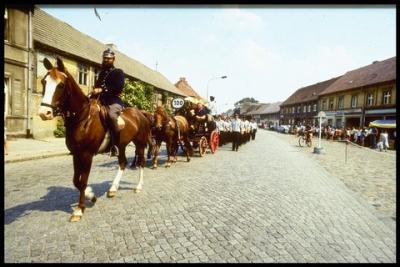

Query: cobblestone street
[[4, 130, 396, 263], [272, 130, 396, 231]]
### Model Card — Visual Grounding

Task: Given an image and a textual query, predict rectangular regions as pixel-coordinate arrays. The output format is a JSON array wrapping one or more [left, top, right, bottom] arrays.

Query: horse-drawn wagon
[[174, 96, 219, 157]]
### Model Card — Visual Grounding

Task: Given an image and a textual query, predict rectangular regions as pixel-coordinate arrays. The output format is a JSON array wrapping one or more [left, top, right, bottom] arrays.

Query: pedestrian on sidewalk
[[370, 126, 378, 149], [377, 129, 389, 152]]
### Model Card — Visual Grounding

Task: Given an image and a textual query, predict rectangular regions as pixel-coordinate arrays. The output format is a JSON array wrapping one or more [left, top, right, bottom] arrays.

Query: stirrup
[[110, 145, 119, 157]]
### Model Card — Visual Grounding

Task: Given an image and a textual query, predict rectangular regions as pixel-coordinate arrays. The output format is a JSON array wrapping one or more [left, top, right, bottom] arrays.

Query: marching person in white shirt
[[216, 115, 226, 146], [231, 113, 242, 151], [250, 118, 258, 140], [208, 96, 218, 117]]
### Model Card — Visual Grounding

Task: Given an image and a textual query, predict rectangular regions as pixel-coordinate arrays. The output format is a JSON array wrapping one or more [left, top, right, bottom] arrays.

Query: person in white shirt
[[216, 115, 226, 146], [250, 118, 258, 140], [231, 113, 242, 151], [208, 96, 218, 117], [377, 129, 389, 152]]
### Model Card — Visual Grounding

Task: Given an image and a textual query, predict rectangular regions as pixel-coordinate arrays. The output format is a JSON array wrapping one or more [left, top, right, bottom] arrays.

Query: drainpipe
[[361, 86, 365, 128], [26, 9, 33, 138]]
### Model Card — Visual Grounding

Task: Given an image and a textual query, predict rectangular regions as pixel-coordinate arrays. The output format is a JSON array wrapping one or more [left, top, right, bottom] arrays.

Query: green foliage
[[121, 79, 155, 112], [234, 97, 259, 106], [53, 117, 66, 138]]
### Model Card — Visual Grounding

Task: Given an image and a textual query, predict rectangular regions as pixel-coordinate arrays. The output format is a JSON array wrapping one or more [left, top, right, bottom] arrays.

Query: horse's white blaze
[[110, 167, 124, 192], [42, 75, 58, 105], [84, 186, 94, 200], [38, 75, 59, 117]]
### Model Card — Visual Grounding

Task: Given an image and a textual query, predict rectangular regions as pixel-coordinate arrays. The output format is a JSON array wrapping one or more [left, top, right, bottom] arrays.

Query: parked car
[[277, 125, 290, 134]]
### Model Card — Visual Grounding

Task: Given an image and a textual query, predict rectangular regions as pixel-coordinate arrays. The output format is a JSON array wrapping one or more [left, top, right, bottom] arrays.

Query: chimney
[[372, 60, 379, 64], [106, 43, 118, 50], [179, 77, 186, 81]]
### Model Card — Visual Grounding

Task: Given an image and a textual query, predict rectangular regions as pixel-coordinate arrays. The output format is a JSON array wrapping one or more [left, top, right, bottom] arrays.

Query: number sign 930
[[172, 98, 185, 109]]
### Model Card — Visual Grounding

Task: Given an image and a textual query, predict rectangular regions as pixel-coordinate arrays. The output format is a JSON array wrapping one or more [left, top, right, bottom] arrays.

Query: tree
[[234, 97, 259, 107], [121, 79, 155, 112]]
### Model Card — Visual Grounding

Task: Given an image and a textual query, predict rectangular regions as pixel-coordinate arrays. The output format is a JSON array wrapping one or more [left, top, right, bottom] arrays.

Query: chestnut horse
[[38, 57, 152, 222], [152, 106, 193, 168]]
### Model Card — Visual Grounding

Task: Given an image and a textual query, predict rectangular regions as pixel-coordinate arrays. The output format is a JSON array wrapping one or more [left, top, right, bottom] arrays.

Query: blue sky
[[40, 5, 396, 113]]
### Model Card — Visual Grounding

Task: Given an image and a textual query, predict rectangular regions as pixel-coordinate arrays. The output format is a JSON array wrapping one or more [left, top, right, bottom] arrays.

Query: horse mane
[[155, 106, 170, 124], [67, 71, 88, 99]]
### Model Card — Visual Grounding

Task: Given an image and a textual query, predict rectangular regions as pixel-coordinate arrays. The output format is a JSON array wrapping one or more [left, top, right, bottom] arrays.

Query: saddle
[[88, 99, 125, 154]]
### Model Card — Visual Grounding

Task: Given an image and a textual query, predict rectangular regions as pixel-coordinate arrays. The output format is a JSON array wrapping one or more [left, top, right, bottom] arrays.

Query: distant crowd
[[272, 124, 395, 152]]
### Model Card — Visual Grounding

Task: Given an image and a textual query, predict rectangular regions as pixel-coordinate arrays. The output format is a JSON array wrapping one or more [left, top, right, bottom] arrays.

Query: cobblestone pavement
[[271, 130, 396, 231], [4, 130, 396, 263]]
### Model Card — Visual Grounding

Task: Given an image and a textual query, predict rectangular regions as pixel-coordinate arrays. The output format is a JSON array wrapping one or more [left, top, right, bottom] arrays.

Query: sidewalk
[[4, 137, 69, 164]]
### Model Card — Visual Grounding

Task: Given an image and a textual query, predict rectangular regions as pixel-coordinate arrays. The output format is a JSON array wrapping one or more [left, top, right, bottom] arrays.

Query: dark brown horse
[[152, 106, 193, 168], [38, 57, 152, 222]]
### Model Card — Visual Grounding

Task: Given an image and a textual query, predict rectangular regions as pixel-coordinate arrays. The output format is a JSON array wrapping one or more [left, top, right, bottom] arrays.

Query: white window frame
[[338, 96, 344, 109], [351, 95, 357, 108], [383, 90, 391, 105], [313, 104, 317, 112], [367, 93, 374, 106], [78, 63, 88, 86]]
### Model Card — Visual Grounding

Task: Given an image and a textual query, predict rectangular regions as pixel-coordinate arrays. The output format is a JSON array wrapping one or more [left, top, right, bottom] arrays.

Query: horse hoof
[[152, 166, 157, 169], [70, 215, 82, 222], [187, 158, 191, 162], [165, 165, 171, 168], [107, 191, 117, 198], [91, 196, 97, 203], [134, 188, 142, 193]]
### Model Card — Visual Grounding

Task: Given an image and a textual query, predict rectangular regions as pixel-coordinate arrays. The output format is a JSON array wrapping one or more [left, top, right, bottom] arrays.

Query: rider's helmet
[[103, 48, 115, 58]]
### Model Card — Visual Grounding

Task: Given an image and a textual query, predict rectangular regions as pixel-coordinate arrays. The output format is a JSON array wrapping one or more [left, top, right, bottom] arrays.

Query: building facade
[[280, 77, 341, 126], [5, 7, 186, 138], [4, 7, 35, 137], [318, 57, 396, 128]]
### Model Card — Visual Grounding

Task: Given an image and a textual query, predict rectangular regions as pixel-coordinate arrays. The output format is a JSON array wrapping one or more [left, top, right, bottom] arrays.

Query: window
[[338, 96, 344, 109], [321, 100, 326, 110], [78, 64, 88, 85], [367, 93, 374, 106], [303, 105, 306, 113], [4, 8, 9, 41], [297, 106, 300, 113], [351, 95, 357, 108], [308, 104, 311, 112], [313, 104, 317, 112], [383, 90, 391, 104], [329, 98, 334, 110], [292, 106, 295, 114]]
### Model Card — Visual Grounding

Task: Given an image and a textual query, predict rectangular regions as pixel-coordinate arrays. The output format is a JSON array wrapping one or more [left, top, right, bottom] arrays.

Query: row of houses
[[236, 57, 396, 130], [4, 7, 202, 139]]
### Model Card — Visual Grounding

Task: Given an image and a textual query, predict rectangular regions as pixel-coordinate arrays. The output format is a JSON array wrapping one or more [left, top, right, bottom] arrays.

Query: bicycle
[[298, 132, 312, 147]]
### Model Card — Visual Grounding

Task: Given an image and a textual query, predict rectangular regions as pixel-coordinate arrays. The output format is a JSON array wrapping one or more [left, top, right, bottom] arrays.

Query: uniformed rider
[[92, 48, 125, 157]]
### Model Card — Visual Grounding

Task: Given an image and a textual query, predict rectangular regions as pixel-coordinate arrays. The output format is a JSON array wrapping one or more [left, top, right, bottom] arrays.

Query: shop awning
[[368, 120, 396, 129]]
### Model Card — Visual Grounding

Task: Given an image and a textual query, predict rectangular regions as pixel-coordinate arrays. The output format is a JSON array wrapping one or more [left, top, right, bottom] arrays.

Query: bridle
[[40, 71, 88, 124]]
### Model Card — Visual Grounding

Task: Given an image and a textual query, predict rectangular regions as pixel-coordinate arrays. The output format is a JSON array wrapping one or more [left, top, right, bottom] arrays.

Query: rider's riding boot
[[110, 128, 120, 157]]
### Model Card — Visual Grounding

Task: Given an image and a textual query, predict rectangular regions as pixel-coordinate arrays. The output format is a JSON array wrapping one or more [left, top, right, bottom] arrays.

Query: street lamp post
[[206, 75, 227, 101]]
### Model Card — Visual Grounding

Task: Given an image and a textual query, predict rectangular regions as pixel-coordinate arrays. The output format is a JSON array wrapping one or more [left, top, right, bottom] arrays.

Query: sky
[[39, 5, 396, 113]]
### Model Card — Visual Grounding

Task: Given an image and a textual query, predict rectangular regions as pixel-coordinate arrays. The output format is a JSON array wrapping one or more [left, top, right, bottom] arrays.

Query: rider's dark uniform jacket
[[95, 67, 125, 106]]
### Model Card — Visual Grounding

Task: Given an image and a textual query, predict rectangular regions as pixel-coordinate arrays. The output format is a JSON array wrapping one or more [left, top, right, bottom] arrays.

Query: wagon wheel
[[210, 130, 219, 154], [199, 136, 208, 157], [298, 136, 306, 147], [306, 136, 312, 147]]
